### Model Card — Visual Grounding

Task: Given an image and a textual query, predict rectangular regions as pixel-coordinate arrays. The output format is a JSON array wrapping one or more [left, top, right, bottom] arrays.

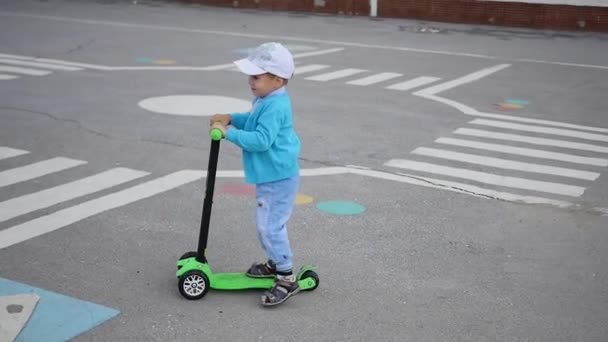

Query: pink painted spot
[[219, 183, 255, 196]]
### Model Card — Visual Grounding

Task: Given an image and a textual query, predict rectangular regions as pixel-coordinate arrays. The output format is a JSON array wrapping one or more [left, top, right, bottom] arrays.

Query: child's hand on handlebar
[[210, 121, 227, 137], [209, 113, 231, 127]]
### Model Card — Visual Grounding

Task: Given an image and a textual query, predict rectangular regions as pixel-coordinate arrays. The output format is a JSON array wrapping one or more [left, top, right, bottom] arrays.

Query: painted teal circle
[[316, 201, 366, 215]]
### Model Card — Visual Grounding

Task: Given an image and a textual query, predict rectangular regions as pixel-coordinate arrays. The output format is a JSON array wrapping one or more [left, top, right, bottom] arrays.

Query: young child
[[209, 42, 301, 306]]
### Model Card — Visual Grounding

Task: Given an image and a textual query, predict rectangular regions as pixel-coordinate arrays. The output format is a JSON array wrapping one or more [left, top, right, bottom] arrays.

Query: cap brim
[[233, 58, 266, 75]]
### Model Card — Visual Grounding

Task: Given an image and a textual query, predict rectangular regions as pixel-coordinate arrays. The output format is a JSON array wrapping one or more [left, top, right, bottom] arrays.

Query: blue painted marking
[[0, 277, 120, 342], [136, 57, 154, 63], [316, 201, 366, 215]]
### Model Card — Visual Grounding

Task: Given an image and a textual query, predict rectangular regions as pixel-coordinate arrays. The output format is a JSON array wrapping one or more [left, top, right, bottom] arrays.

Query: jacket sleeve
[[225, 106, 284, 152], [229, 112, 249, 129]]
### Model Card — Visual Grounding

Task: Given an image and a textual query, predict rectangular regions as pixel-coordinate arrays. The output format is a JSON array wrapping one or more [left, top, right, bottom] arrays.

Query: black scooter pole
[[196, 129, 222, 263]]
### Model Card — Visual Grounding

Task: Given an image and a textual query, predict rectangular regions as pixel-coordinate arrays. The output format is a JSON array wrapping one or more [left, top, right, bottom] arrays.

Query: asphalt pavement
[[1, 1, 607, 341]]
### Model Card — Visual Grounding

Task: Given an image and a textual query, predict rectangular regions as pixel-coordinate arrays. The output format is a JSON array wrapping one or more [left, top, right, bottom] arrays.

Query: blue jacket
[[225, 88, 301, 184]]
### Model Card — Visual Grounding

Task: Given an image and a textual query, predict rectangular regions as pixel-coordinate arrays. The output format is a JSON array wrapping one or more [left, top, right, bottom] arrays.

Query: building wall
[[180, 0, 608, 32]]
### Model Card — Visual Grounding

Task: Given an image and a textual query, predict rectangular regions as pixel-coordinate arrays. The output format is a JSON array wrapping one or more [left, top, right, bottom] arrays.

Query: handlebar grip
[[210, 128, 223, 141]]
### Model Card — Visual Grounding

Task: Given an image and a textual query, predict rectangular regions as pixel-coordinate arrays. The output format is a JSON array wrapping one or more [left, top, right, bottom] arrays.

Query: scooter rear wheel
[[178, 270, 210, 300]]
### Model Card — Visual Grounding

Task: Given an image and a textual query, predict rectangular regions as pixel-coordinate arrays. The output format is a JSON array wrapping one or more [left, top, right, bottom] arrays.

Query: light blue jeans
[[255, 175, 299, 273]]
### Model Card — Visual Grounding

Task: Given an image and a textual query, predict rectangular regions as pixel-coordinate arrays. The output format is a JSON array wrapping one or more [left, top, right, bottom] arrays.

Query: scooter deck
[[210, 272, 274, 290]]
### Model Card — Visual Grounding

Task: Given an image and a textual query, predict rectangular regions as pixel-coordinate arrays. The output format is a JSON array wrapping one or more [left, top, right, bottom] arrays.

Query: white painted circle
[[138, 95, 250, 116]]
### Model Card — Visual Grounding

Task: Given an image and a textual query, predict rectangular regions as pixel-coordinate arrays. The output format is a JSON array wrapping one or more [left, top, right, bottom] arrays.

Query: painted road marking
[[0, 65, 51, 76], [0, 147, 28, 160], [0, 157, 87, 188], [305, 68, 367, 81], [291, 47, 345, 58], [0, 74, 19, 80], [0, 293, 39, 342], [386, 76, 441, 91], [294, 64, 331, 74], [411, 147, 600, 180], [0, 52, 110, 70], [384, 159, 586, 197], [390, 172, 574, 208], [0, 58, 83, 71], [454, 128, 608, 154], [470, 119, 608, 143], [347, 72, 402, 86], [414, 64, 511, 96], [412, 65, 608, 135], [3, 12, 608, 70], [0, 278, 119, 342], [435, 137, 608, 167], [0, 170, 202, 249], [0, 168, 149, 222]]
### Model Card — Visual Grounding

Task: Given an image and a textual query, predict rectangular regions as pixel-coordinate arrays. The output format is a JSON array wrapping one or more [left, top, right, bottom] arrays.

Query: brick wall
[[377, 0, 608, 31], [179, 0, 608, 32]]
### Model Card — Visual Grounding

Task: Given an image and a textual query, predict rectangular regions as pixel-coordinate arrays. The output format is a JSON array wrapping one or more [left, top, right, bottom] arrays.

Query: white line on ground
[[305, 68, 367, 81], [0, 168, 149, 222], [454, 128, 608, 153], [471, 119, 608, 143], [347, 72, 403, 86], [0, 147, 29, 160], [0, 58, 83, 71], [0, 65, 51, 76], [2, 12, 607, 70], [0, 170, 201, 250], [435, 137, 608, 166], [294, 64, 331, 74], [411, 147, 600, 180], [0, 53, 110, 70], [0, 157, 87, 188], [412, 66, 608, 134], [414, 64, 511, 95], [386, 76, 440, 91], [0, 74, 19, 80], [384, 159, 586, 197]]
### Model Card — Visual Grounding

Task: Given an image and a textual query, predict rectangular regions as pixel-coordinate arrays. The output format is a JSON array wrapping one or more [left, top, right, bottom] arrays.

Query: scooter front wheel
[[299, 270, 320, 291], [178, 270, 210, 300]]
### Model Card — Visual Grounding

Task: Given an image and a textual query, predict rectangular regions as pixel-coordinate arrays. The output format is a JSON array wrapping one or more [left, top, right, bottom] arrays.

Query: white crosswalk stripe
[[294, 64, 330, 74], [222, 61, 443, 91], [0, 146, 201, 249], [0, 168, 149, 222], [411, 147, 600, 180], [0, 65, 51, 76], [0, 74, 19, 80], [435, 137, 608, 166], [0, 52, 92, 81], [471, 119, 608, 143], [386, 76, 441, 91], [305, 68, 367, 81], [454, 128, 608, 154], [0, 147, 28, 160], [0, 58, 82, 71], [0, 157, 87, 187], [347, 72, 402, 86], [384, 118, 608, 202], [385, 159, 586, 197]]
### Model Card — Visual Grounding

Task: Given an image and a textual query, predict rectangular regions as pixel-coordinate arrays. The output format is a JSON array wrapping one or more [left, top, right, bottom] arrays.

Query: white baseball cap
[[233, 42, 295, 80]]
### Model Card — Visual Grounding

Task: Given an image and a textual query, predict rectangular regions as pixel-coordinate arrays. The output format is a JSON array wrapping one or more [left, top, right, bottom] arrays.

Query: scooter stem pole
[[197, 136, 221, 263]]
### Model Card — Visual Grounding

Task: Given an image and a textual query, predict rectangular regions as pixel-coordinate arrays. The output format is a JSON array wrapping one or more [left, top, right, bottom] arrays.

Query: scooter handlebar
[[210, 128, 223, 141]]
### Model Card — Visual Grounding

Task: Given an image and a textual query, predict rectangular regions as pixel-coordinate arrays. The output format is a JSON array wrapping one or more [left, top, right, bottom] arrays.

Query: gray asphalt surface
[[1, 1, 607, 341]]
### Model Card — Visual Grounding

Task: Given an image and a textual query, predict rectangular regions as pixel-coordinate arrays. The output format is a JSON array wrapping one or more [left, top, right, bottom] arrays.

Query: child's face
[[248, 73, 284, 97]]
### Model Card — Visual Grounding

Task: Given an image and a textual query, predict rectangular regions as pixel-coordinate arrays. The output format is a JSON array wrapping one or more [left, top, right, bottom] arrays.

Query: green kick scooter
[[176, 128, 319, 300]]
